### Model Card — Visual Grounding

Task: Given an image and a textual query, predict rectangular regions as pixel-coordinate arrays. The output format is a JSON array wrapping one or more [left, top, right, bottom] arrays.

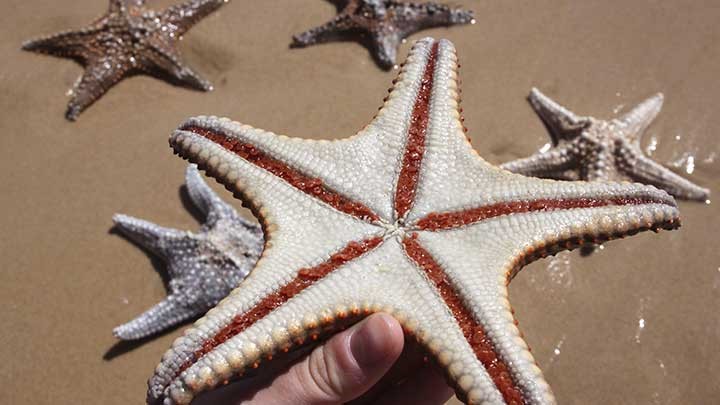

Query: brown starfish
[[21, 0, 227, 121], [291, 0, 475, 69]]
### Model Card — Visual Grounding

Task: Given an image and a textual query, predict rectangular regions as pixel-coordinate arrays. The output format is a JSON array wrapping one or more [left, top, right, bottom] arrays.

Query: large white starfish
[[148, 38, 680, 405]]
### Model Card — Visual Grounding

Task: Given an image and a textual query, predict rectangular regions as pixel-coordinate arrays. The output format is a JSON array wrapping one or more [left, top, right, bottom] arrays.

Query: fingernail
[[350, 316, 390, 368]]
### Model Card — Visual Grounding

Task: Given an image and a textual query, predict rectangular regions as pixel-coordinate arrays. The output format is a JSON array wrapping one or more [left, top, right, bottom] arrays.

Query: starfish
[[291, 0, 474, 69], [149, 38, 680, 405], [500, 88, 710, 201], [112, 165, 263, 340], [21, 0, 227, 121]]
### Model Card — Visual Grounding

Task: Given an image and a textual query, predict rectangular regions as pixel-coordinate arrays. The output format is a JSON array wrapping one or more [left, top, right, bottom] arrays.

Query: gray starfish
[[501, 88, 710, 201], [112, 165, 263, 340], [292, 0, 474, 69], [22, 0, 227, 120]]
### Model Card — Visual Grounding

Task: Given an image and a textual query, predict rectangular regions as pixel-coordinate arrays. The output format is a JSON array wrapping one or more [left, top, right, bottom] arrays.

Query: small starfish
[[112, 165, 263, 340], [22, 0, 227, 121], [291, 0, 474, 69], [501, 88, 710, 201], [149, 39, 679, 404]]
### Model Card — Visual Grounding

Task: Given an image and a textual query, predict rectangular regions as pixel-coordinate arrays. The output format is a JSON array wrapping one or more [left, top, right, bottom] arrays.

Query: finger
[[373, 365, 454, 405], [248, 313, 404, 404], [348, 335, 428, 404]]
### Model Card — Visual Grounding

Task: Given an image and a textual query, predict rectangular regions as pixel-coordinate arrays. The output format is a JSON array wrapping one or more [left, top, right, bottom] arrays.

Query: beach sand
[[1, 1, 718, 403]]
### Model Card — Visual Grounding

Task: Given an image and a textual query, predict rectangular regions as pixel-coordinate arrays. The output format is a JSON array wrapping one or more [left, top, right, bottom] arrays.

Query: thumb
[[252, 312, 404, 405]]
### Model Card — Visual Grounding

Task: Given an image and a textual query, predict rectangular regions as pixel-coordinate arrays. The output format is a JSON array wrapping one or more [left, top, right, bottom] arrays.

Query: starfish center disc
[[378, 219, 410, 240]]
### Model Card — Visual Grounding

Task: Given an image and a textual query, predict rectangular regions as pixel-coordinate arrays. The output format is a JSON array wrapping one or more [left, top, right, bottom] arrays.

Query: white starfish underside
[[148, 38, 679, 405]]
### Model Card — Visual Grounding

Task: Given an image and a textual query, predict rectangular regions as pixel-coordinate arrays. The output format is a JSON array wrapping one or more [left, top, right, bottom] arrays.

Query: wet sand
[[1, 1, 718, 404]]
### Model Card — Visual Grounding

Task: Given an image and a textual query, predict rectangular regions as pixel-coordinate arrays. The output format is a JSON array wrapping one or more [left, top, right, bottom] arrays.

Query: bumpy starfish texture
[[113, 165, 263, 340], [22, 0, 227, 120], [292, 0, 474, 69], [501, 88, 710, 201], [150, 39, 680, 405]]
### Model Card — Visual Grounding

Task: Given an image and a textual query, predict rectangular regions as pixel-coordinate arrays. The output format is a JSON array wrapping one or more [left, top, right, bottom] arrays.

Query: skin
[[193, 313, 454, 405]]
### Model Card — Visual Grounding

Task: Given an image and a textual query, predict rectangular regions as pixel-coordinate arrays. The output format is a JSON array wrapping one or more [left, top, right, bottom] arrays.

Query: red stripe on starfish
[[178, 236, 384, 375], [394, 42, 439, 219], [415, 196, 672, 231], [181, 125, 381, 223], [402, 235, 526, 405]]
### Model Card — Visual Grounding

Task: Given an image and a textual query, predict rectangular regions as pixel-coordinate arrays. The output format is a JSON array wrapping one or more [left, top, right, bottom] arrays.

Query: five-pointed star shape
[[21, 0, 227, 121], [113, 165, 263, 340], [501, 88, 710, 201], [148, 39, 680, 405], [291, 0, 474, 69]]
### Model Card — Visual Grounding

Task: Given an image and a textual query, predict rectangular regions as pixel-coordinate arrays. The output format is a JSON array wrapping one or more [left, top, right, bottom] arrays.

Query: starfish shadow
[[579, 245, 597, 256], [179, 184, 207, 224]]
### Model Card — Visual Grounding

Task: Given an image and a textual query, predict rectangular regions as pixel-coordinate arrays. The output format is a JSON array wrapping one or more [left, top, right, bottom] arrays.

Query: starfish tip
[[65, 106, 81, 121], [20, 40, 34, 51], [112, 326, 128, 340], [111, 213, 125, 224], [452, 9, 476, 24]]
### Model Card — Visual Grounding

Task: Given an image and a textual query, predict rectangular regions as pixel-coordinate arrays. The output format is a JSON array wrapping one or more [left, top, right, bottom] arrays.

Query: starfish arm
[[527, 88, 590, 144], [138, 38, 213, 91], [617, 93, 664, 142], [160, 0, 227, 37], [65, 56, 131, 120], [390, 40, 679, 226], [152, 127, 384, 401], [170, 39, 442, 220], [414, 230, 554, 404], [618, 145, 710, 201], [184, 164, 256, 228], [147, 234, 386, 403], [291, 13, 357, 47], [114, 294, 199, 340], [21, 27, 103, 62], [149, 238, 534, 405], [413, 193, 681, 403], [113, 214, 188, 259], [371, 31, 402, 68], [499, 146, 578, 178]]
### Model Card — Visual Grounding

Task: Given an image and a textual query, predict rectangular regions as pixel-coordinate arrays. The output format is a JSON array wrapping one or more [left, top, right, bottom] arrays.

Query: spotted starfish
[[113, 165, 263, 340], [149, 38, 680, 405], [21, 0, 227, 121], [291, 0, 474, 69], [501, 88, 710, 201]]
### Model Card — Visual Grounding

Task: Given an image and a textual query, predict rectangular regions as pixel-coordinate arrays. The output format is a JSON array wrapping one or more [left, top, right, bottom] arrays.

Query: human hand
[[193, 313, 453, 404]]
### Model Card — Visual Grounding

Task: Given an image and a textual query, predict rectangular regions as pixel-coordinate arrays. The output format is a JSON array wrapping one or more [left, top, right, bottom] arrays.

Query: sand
[[1, 0, 718, 404]]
